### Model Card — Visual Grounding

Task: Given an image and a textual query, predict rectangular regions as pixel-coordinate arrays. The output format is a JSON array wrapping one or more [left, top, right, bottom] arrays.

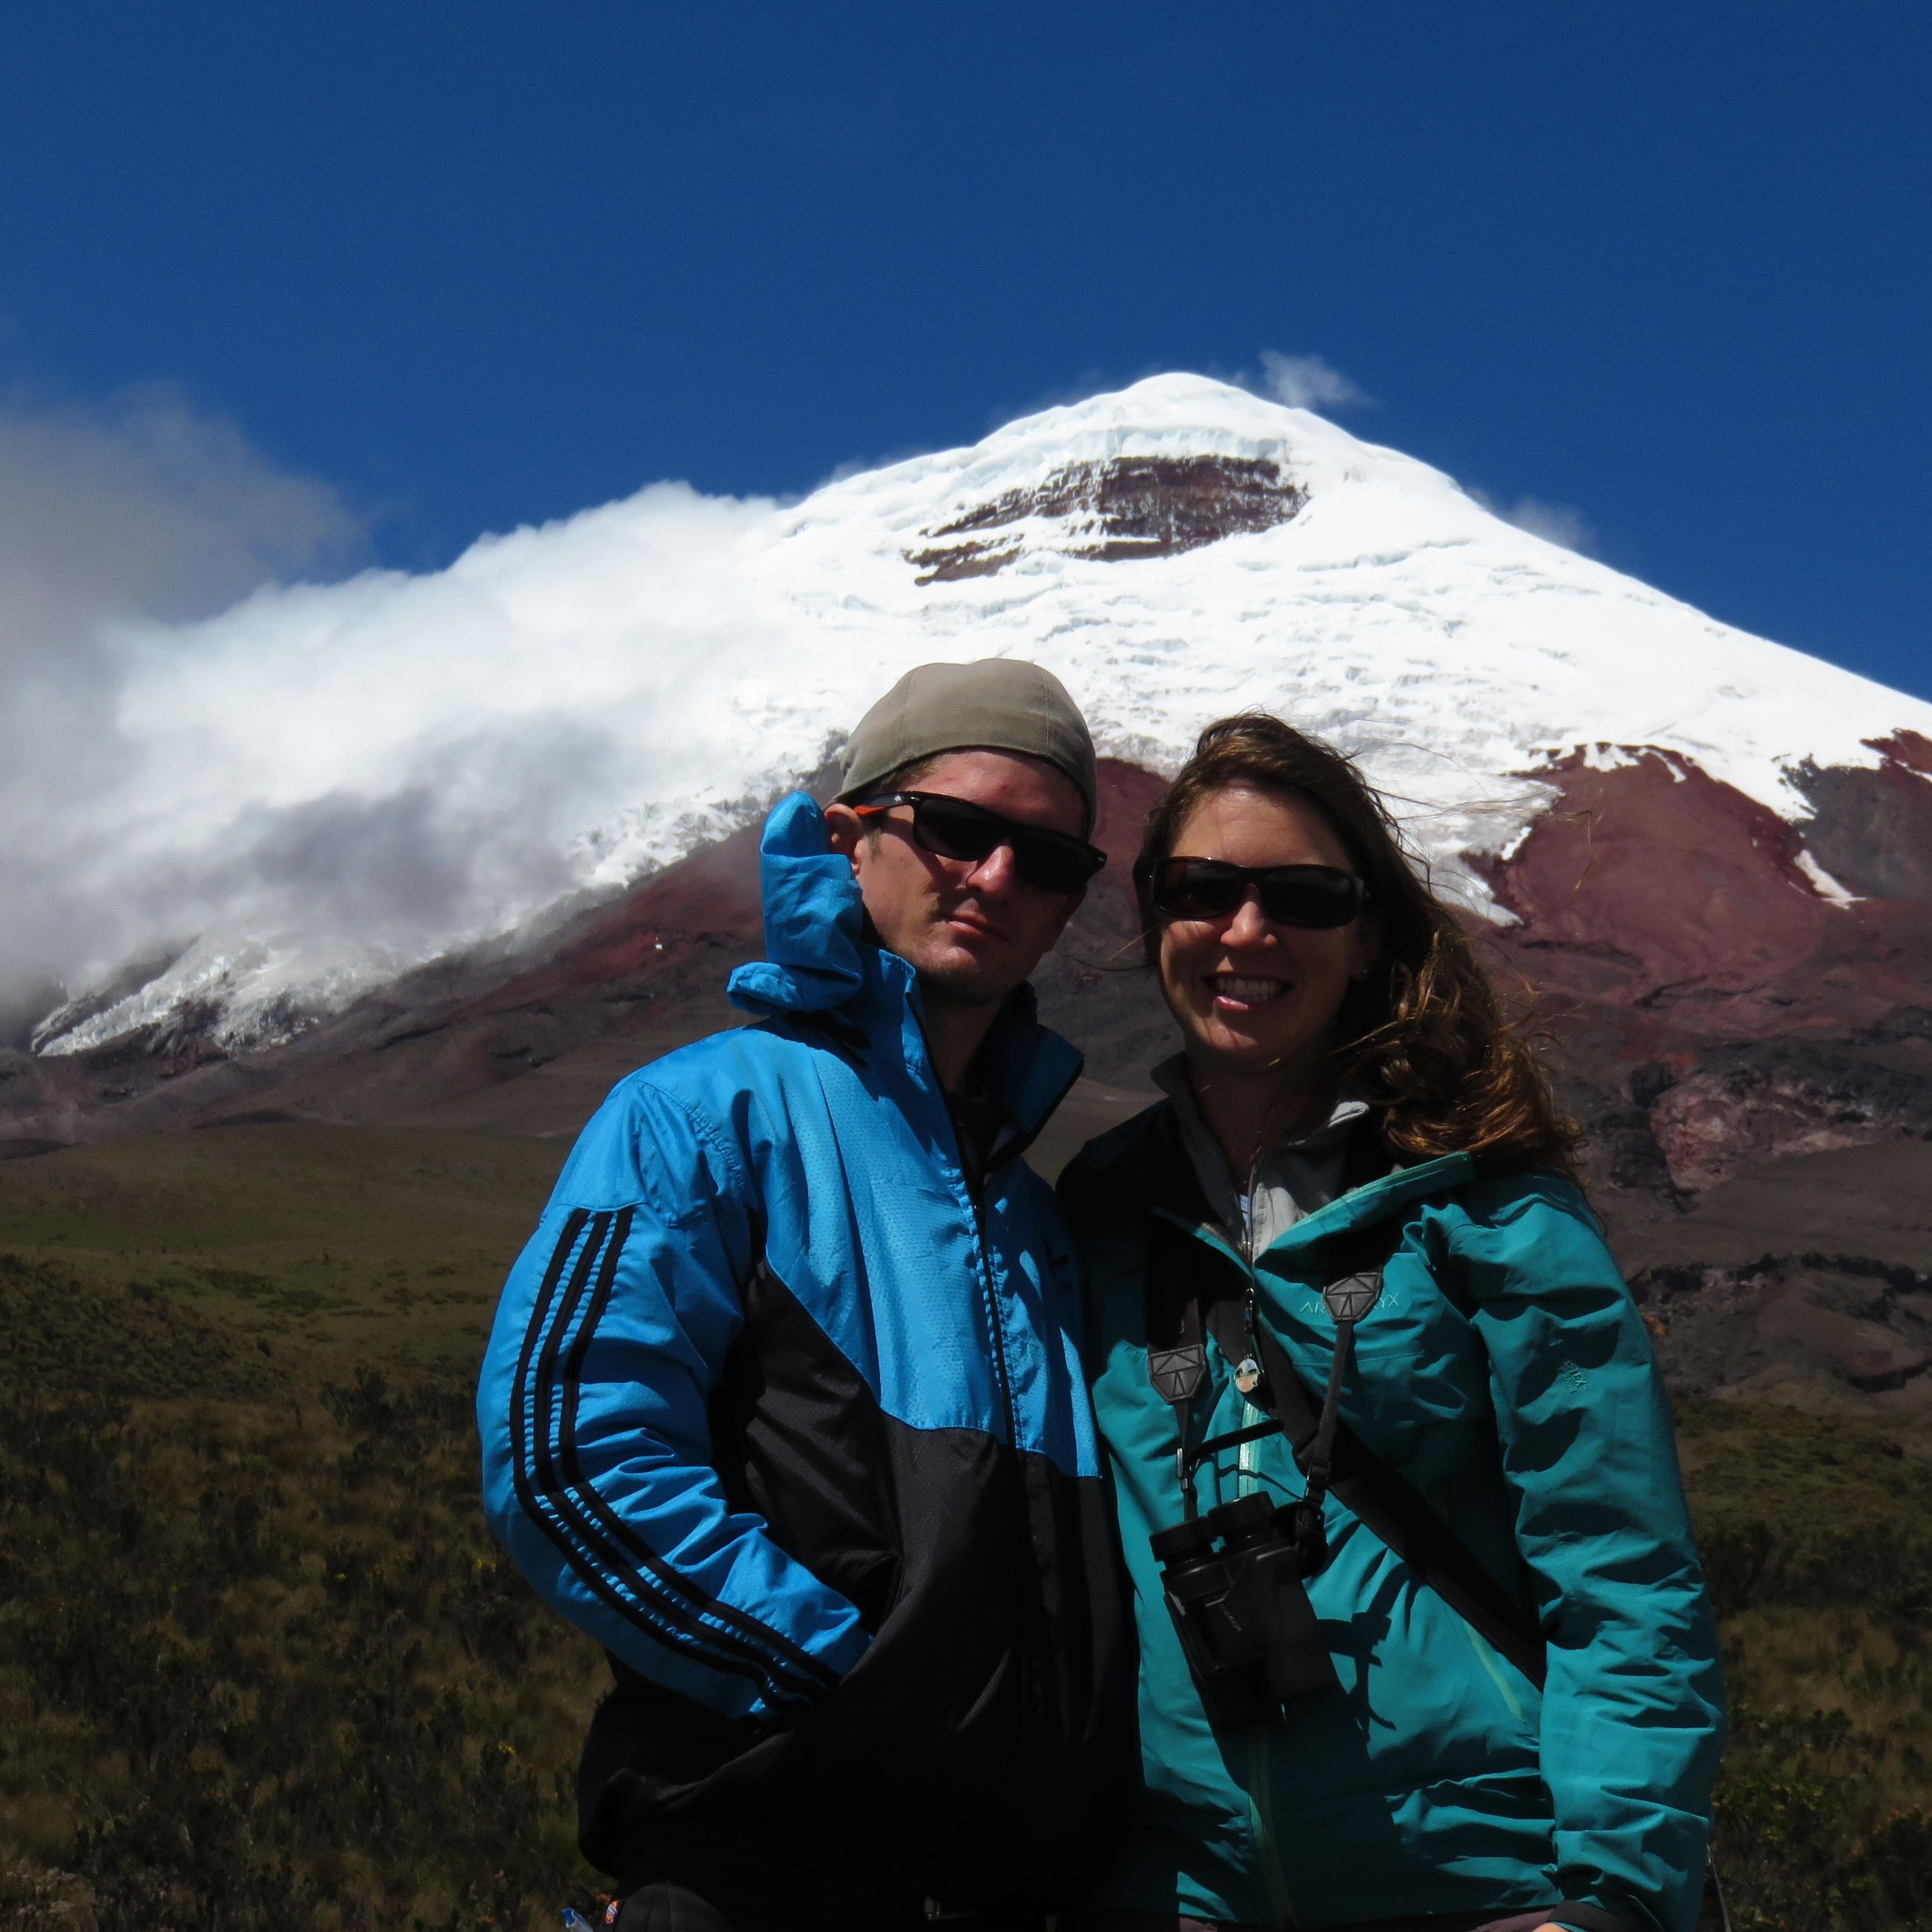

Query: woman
[[1060, 716, 1724, 1932]]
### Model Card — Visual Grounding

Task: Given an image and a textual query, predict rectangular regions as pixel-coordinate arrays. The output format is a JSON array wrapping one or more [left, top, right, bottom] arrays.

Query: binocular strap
[[1208, 1292, 1549, 1690], [1144, 1201, 1549, 1691]]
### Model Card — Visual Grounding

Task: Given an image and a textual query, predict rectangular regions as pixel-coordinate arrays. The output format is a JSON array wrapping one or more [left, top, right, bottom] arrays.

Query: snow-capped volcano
[[27, 373, 1932, 1061]]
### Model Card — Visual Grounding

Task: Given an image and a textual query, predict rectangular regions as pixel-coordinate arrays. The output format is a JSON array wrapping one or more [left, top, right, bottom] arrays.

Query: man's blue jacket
[[477, 792, 1133, 1906]]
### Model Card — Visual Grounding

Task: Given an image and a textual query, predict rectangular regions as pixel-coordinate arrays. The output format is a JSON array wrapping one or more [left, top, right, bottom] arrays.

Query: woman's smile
[[1209, 971, 1291, 1010], [1158, 784, 1379, 1087]]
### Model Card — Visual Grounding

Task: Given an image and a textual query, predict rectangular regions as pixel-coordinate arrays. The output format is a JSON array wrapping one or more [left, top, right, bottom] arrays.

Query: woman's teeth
[[1214, 976, 1285, 1003]]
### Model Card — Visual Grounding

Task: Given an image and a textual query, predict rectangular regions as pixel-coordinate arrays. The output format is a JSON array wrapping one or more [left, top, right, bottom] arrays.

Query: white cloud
[[0, 383, 802, 1036], [0, 387, 371, 1011], [1471, 490, 1597, 555], [0, 383, 363, 629], [1256, 350, 1366, 414]]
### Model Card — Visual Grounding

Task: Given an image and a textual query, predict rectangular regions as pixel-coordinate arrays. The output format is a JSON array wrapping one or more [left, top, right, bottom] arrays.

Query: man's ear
[[822, 802, 864, 868]]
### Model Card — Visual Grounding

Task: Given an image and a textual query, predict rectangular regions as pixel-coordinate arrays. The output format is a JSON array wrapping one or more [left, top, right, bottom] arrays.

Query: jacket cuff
[[814, 1616, 872, 1680]]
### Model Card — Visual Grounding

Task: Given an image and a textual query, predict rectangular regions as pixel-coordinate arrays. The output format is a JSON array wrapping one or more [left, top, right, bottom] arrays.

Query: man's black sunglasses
[[852, 791, 1107, 897], [1150, 857, 1371, 929]]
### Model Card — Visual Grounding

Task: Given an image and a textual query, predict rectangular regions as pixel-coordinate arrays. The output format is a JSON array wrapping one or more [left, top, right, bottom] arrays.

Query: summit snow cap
[[838, 658, 1098, 835]]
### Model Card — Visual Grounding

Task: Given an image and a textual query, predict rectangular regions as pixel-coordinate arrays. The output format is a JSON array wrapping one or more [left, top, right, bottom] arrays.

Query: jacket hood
[[725, 791, 1084, 1141], [727, 791, 868, 1017]]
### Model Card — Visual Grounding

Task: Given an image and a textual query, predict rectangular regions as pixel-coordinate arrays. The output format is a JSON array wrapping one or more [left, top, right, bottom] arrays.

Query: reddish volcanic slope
[[4, 744, 1931, 1411], [1456, 740, 1932, 1201], [1480, 743, 1932, 1039], [6, 745, 1930, 1181]]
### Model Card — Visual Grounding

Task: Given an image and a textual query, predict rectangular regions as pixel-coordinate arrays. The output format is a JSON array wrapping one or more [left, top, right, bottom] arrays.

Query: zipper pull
[[1236, 1287, 1264, 1396]]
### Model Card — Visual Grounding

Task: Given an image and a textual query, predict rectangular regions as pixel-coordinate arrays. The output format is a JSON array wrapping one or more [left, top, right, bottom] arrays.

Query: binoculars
[[1150, 1492, 1339, 1727]]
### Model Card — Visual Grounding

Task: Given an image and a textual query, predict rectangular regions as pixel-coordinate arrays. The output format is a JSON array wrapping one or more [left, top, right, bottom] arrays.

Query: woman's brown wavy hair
[[1133, 713, 1581, 1179]]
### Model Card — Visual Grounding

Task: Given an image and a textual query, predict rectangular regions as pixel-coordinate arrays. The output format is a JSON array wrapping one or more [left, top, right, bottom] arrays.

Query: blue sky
[[3, 0, 1927, 701]]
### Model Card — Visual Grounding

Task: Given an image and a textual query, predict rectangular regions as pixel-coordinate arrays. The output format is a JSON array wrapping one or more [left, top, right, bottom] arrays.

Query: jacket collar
[[1150, 1053, 1370, 1244], [1259, 1149, 1474, 1254], [725, 791, 1083, 1144], [1143, 1085, 1472, 1264]]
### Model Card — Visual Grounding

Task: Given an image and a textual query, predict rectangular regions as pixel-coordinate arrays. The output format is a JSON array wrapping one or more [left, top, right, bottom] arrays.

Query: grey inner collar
[[1152, 1054, 1368, 1254]]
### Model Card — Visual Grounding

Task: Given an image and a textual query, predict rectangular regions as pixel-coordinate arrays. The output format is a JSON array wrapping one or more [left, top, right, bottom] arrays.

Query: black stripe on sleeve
[[510, 1210, 776, 1695], [514, 1208, 832, 1706], [557, 1210, 838, 1701], [508, 1204, 591, 1518]]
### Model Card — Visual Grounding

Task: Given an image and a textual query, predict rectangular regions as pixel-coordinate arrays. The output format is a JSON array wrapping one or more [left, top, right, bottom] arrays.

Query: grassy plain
[[2, 1122, 1931, 1930], [0, 1123, 570, 1375], [0, 1125, 599, 1930]]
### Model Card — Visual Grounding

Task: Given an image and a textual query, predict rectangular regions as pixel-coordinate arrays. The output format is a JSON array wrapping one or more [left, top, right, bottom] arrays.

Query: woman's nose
[[1223, 889, 1274, 945]]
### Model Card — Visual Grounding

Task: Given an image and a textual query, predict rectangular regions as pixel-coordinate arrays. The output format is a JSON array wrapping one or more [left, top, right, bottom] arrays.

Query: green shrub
[[1684, 1400, 1932, 1931], [6, 1275, 1932, 1928], [0, 1270, 605, 1931]]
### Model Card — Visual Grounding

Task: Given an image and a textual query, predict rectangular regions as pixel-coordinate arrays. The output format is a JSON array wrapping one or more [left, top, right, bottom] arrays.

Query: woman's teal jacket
[[1060, 1104, 1725, 1932]]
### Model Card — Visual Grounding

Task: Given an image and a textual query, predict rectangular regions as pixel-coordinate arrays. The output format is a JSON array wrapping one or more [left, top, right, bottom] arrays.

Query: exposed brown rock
[[1795, 734, 1932, 903], [1647, 1050, 1932, 1194], [905, 455, 1305, 583], [902, 541, 1021, 583], [1871, 727, 1932, 778]]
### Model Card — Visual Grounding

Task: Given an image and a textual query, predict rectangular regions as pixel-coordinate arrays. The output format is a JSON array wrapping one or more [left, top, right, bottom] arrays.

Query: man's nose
[[965, 840, 1020, 894]]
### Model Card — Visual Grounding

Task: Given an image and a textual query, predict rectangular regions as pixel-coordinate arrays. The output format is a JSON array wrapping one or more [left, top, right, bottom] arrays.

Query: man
[[477, 660, 1134, 1932]]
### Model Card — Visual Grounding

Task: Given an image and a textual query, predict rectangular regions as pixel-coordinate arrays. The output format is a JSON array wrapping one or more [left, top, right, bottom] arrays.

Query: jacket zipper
[[912, 1004, 1042, 1739], [967, 1185, 1019, 1452], [1231, 1185, 1297, 1929], [967, 1162, 1057, 1762], [1235, 1183, 1263, 1500], [906, 993, 1030, 1456], [900, 996, 1059, 1770], [909, 998, 1022, 1453]]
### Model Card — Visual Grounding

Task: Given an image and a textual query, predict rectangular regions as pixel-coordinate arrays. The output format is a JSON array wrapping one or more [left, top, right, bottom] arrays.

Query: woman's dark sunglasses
[[1151, 857, 1370, 929], [852, 791, 1107, 896]]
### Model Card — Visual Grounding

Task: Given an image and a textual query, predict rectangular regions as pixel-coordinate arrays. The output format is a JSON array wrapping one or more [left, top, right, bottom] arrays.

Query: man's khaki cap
[[838, 659, 1098, 834]]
